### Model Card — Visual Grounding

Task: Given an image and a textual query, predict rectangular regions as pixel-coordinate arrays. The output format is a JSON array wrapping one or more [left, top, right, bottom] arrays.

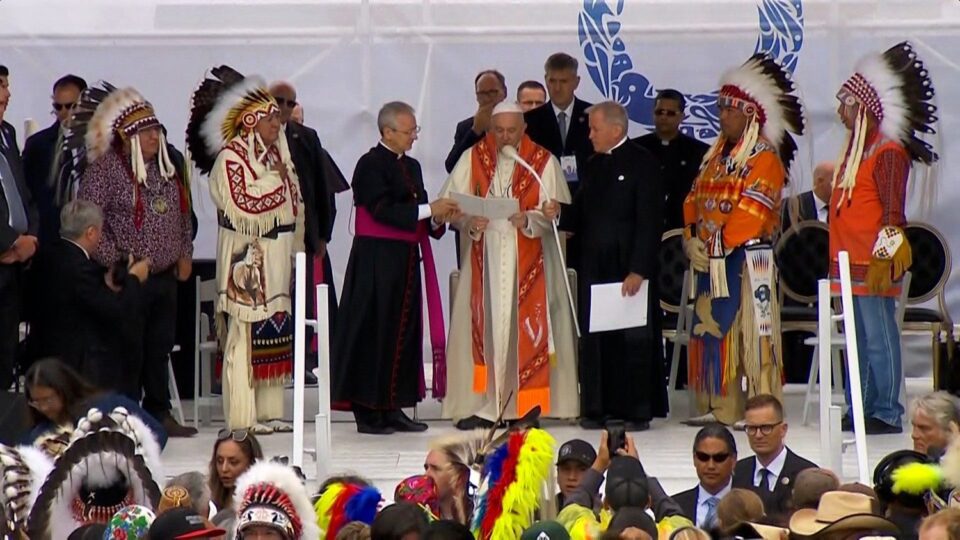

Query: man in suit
[[28, 200, 149, 391], [672, 424, 737, 528], [523, 52, 593, 197], [444, 70, 507, 267], [22, 74, 87, 247], [270, 82, 332, 385], [0, 64, 40, 389], [733, 394, 817, 517], [781, 161, 833, 231]]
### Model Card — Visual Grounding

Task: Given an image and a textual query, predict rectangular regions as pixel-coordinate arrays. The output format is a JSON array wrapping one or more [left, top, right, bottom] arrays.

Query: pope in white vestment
[[440, 101, 578, 426]]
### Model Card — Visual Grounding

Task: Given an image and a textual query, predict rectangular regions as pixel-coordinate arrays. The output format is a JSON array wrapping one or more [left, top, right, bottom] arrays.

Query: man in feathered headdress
[[187, 66, 303, 435], [831, 42, 938, 435], [233, 461, 320, 540], [682, 54, 805, 427], [74, 83, 196, 437]]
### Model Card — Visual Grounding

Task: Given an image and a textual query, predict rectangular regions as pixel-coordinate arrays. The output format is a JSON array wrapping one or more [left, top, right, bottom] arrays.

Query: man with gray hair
[[332, 101, 459, 435], [910, 391, 960, 458], [26, 199, 148, 389], [543, 101, 665, 430]]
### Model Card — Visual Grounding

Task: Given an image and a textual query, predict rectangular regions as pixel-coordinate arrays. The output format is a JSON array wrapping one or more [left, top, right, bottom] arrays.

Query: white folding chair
[[193, 277, 221, 428], [168, 345, 185, 425]]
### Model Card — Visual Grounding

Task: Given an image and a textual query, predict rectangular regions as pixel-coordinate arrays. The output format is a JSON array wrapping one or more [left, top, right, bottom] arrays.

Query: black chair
[[902, 222, 953, 386], [658, 228, 691, 406]]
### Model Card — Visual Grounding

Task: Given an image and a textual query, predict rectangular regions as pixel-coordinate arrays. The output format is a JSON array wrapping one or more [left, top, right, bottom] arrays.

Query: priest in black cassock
[[331, 101, 459, 435], [633, 89, 709, 232], [544, 101, 667, 431]]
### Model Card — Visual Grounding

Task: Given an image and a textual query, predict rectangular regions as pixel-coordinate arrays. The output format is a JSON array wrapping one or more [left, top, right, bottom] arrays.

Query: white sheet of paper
[[451, 192, 520, 220], [589, 281, 648, 332]]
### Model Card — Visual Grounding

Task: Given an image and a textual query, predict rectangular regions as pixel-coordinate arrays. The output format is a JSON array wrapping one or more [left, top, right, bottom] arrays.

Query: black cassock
[[331, 143, 444, 414], [633, 132, 709, 232], [557, 140, 667, 422]]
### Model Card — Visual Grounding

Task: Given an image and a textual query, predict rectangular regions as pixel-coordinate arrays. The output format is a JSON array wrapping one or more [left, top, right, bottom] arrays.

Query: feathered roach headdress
[[233, 461, 320, 540], [0, 444, 53, 538], [834, 41, 938, 205], [26, 407, 164, 539], [706, 53, 805, 179], [314, 482, 382, 539], [186, 65, 282, 176]]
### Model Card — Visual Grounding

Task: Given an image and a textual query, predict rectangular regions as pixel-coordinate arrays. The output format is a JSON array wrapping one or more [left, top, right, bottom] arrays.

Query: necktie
[[0, 151, 28, 233], [558, 111, 568, 148], [758, 468, 771, 492], [703, 496, 719, 528]]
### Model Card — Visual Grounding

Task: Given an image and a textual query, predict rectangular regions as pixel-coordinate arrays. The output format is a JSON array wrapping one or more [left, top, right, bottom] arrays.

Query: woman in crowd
[[22, 358, 168, 452], [208, 428, 264, 511]]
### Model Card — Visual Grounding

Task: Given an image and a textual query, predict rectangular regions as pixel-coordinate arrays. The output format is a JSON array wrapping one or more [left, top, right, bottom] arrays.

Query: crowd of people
[[5, 360, 960, 539]]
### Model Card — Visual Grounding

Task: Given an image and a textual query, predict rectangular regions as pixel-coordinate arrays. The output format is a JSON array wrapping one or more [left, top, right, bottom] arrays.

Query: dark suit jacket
[[523, 97, 593, 195], [21, 122, 62, 245], [732, 448, 817, 516], [26, 239, 142, 386], [780, 190, 818, 232], [0, 120, 38, 253], [633, 132, 709, 231], [286, 122, 332, 253], [444, 116, 483, 173], [671, 486, 698, 523]]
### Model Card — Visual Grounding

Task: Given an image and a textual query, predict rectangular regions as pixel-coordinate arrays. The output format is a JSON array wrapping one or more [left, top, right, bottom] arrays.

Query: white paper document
[[589, 281, 648, 332], [451, 192, 520, 220]]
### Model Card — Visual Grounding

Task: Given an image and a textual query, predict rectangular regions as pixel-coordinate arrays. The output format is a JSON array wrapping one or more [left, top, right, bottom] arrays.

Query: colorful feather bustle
[[315, 482, 382, 539], [472, 428, 556, 540]]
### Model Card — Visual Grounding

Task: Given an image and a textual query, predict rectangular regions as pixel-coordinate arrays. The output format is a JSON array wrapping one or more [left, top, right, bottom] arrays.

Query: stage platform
[[161, 381, 931, 498]]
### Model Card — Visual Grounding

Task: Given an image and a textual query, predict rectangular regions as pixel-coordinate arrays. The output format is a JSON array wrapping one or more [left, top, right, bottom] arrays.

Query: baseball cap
[[147, 507, 227, 539], [605, 456, 650, 511], [556, 439, 597, 468], [520, 520, 571, 540]]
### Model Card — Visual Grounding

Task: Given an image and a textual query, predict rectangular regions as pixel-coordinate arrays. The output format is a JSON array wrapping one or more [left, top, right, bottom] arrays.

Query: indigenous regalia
[[830, 42, 938, 428], [187, 66, 303, 433], [26, 407, 164, 539], [440, 115, 577, 424], [233, 461, 320, 540], [683, 54, 805, 425]]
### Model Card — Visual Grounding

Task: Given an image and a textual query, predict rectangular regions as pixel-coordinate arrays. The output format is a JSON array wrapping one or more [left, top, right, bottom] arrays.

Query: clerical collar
[[605, 136, 628, 154], [378, 140, 404, 160]]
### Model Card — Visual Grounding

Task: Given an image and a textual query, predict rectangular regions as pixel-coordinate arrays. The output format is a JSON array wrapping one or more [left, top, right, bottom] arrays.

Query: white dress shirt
[[813, 192, 829, 223], [696, 480, 732, 527], [552, 101, 575, 141], [754, 446, 788, 491]]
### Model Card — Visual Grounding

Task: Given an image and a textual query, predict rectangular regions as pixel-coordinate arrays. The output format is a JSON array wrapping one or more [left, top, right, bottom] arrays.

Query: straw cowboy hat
[[789, 491, 900, 537], [727, 522, 790, 540]]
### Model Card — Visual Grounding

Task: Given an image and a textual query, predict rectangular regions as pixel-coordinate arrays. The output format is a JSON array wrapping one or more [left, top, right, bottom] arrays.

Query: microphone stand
[[502, 146, 581, 338]]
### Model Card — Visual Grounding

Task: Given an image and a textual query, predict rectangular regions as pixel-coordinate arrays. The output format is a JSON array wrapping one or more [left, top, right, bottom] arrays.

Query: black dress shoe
[[303, 371, 318, 386], [624, 420, 650, 432], [455, 415, 495, 430], [162, 416, 198, 438], [387, 410, 429, 432], [841, 415, 853, 432], [865, 417, 902, 435], [356, 421, 396, 435], [579, 417, 605, 430]]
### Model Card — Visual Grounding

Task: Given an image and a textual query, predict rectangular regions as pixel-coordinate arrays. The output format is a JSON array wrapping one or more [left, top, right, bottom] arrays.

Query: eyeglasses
[[274, 97, 298, 108], [392, 125, 421, 136], [217, 428, 249, 442], [744, 422, 783, 436], [654, 108, 680, 117], [52, 102, 77, 112], [28, 395, 59, 409], [694, 451, 731, 463]]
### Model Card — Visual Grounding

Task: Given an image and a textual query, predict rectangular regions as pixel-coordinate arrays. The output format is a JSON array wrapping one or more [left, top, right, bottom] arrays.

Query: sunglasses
[[694, 451, 731, 463], [654, 108, 680, 117], [274, 97, 298, 108], [53, 102, 77, 111], [217, 428, 249, 442]]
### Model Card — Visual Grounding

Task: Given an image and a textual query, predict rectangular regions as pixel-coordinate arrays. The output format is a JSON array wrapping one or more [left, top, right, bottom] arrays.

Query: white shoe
[[266, 419, 293, 433], [682, 412, 718, 426], [250, 423, 274, 435]]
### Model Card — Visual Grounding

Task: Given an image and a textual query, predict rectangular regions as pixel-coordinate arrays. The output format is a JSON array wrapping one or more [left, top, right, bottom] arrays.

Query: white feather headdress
[[233, 461, 319, 539]]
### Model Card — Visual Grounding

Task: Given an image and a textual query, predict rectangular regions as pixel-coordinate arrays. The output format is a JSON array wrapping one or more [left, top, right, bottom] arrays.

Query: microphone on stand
[[501, 145, 581, 337]]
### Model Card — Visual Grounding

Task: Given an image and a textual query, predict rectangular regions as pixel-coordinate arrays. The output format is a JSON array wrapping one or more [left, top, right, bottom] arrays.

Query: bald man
[[781, 162, 834, 230]]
